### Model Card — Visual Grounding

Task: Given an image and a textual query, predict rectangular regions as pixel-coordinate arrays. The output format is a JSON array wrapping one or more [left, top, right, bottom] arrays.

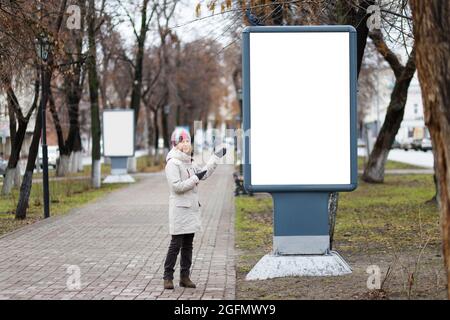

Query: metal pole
[[238, 91, 243, 176], [41, 42, 50, 219]]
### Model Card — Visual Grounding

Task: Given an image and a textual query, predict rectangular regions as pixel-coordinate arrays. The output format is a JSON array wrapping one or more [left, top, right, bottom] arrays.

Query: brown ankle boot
[[164, 279, 174, 289], [179, 276, 196, 288]]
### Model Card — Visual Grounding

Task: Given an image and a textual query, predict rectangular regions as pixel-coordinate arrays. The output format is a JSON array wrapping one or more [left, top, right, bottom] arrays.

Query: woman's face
[[176, 138, 192, 154]]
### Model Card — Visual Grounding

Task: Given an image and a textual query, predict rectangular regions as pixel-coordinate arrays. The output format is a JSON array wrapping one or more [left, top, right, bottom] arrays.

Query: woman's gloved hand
[[195, 170, 207, 180], [214, 147, 227, 158]]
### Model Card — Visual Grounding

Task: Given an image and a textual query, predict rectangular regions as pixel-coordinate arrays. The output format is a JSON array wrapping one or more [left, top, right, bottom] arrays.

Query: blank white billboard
[[249, 31, 351, 186], [103, 110, 134, 157]]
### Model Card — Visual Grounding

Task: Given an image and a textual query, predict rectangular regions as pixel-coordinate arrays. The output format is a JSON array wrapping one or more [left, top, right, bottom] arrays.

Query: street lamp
[[237, 88, 243, 176], [164, 104, 171, 115], [35, 32, 50, 219]]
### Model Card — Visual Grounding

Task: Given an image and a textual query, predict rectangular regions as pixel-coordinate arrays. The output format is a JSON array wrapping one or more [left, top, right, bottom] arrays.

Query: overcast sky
[[116, 0, 240, 50]]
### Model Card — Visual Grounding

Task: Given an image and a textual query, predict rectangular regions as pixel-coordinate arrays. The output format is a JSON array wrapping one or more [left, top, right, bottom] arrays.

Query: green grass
[[358, 157, 424, 170], [0, 179, 127, 237], [235, 174, 440, 255], [30, 155, 165, 179], [32, 163, 112, 179], [0, 155, 165, 237], [337, 175, 439, 252], [235, 196, 273, 251]]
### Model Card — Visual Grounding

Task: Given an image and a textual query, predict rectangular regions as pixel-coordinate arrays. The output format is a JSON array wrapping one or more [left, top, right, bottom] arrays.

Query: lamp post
[[237, 88, 243, 175], [163, 104, 171, 151], [36, 32, 50, 219]]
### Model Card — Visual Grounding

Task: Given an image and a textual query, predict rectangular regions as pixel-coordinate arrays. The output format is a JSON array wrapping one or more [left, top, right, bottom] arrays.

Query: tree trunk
[[162, 109, 170, 149], [130, 0, 150, 126], [427, 147, 441, 206], [2, 168, 17, 195], [65, 89, 82, 173], [16, 68, 50, 219], [16, 171, 33, 219], [70, 151, 82, 173], [13, 162, 22, 186], [328, 192, 339, 250], [2, 119, 28, 195], [362, 48, 416, 183], [1, 80, 38, 195], [87, 0, 102, 188], [153, 109, 160, 164], [48, 89, 69, 176], [130, 40, 144, 125], [7, 91, 17, 147], [62, 1, 85, 174], [57, 154, 71, 176], [410, 0, 450, 299], [328, 0, 374, 249], [146, 107, 155, 157]]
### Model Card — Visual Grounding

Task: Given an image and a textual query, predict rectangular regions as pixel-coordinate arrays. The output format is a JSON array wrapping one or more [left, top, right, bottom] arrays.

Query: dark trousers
[[163, 233, 194, 280]]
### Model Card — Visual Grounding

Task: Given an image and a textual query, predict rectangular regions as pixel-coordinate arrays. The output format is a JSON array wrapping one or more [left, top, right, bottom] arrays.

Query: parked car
[[411, 137, 433, 152], [391, 139, 401, 149], [411, 138, 423, 151], [420, 137, 432, 151], [38, 146, 59, 169], [399, 137, 414, 151]]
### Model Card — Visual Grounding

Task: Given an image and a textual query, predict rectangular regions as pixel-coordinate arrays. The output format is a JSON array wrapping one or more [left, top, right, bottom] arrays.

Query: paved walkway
[[0, 164, 236, 300]]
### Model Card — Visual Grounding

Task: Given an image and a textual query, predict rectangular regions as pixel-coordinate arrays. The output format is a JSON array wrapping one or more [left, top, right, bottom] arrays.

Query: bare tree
[[87, 0, 103, 188], [15, 0, 68, 220], [0, 71, 39, 195], [0, 1, 42, 195], [362, 30, 416, 183], [410, 0, 450, 299], [156, 0, 179, 149], [117, 0, 158, 126], [50, 0, 86, 176]]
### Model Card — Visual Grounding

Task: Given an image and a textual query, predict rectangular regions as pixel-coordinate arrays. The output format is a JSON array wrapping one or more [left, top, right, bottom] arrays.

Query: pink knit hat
[[170, 127, 191, 147]]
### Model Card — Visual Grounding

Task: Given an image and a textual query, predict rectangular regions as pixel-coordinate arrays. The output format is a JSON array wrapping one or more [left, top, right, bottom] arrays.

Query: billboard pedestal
[[242, 26, 358, 281], [245, 252, 352, 280], [245, 192, 352, 280], [272, 192, 330, 255], [103, 157, 135, 184]]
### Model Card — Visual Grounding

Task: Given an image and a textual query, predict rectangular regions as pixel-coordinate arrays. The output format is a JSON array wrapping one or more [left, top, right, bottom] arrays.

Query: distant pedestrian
[[163, 127, 226, 289]]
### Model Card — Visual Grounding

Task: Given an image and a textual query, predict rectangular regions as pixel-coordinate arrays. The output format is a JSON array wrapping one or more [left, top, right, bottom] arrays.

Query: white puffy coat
[[165, 147, 220, 235]]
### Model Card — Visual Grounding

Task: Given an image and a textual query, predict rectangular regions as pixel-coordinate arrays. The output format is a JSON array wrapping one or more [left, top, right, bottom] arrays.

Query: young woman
[[163, 127, 226, 289]]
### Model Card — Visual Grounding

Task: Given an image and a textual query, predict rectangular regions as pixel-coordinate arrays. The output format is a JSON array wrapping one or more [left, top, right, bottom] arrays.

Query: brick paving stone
[[0, 164, 236, 300]]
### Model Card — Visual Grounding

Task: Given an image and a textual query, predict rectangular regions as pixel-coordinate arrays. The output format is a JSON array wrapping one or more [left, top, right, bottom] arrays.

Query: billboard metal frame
[[242, 25, 358, 193], [102, 109, 136, 158]]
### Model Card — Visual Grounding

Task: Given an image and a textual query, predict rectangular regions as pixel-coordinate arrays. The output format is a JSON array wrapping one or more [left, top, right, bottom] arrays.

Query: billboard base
[[271, 192, 330, 255], [245, 251, 352, 280], [103, 174, 135, 184], [103, 156, 135, 184]]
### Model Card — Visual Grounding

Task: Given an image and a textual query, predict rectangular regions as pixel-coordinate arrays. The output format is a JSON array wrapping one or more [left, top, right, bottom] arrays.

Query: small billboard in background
[[102, 109, 135, 157]]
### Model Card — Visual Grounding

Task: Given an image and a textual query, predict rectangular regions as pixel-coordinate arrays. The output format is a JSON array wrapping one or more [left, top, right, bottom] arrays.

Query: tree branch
[[369, 30, 404, 78]]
